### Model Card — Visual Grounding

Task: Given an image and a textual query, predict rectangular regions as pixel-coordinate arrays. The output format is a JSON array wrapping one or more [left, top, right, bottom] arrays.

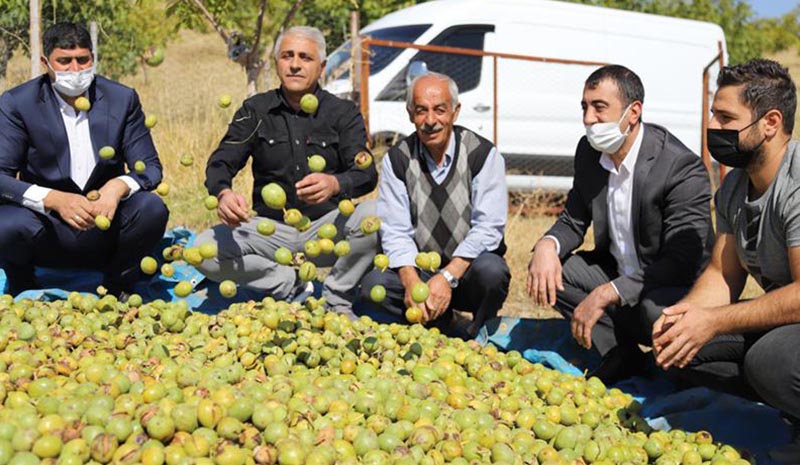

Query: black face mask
[[707, 116, 766, 169]]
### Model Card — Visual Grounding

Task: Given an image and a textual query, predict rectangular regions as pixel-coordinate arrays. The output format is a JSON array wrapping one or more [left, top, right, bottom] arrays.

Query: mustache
[[420, 123, 445, 134]]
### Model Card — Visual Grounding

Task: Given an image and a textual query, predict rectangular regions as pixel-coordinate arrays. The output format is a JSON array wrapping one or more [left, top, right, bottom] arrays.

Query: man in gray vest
[[361, 72, 510, 337]]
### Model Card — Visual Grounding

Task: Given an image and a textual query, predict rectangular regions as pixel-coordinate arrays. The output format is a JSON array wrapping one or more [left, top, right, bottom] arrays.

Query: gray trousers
[[555, 251, 689, 356], [677, 324, 800, 422], [195, 200, 377, 316]]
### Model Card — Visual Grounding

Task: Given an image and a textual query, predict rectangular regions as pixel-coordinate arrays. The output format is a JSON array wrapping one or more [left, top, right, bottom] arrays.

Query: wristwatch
[[439, 269, 459, 288]]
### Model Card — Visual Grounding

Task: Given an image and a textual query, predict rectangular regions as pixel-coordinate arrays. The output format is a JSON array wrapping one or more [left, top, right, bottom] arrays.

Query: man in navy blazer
[[0, 22, 168, 298]]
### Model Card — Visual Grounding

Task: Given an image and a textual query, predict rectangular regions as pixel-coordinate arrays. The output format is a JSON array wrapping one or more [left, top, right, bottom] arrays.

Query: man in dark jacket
[[527, 65, 714, 384], [197, 26, 377, 317]]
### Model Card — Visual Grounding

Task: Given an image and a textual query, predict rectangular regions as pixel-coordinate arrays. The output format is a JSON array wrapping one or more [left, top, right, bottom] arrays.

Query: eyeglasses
[[51, 55, 93, 66]]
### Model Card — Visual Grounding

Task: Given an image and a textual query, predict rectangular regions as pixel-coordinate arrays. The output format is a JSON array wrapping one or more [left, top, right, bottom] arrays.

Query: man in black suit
[[527, 65, 714, 384]]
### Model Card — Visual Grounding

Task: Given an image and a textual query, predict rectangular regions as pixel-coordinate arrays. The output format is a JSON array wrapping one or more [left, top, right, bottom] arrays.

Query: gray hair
[[273, 26, 326, 61], [406, 72, 460, 112]]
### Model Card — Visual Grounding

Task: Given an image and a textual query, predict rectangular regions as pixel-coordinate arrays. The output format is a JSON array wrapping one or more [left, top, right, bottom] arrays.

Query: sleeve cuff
[[387, 248, 418, 269], [117, 176, 140, 200], [609, 281, 627, 306], [542, 235, 561, 255], [334, 173, 352, 198], [21, 185, 52, 214]]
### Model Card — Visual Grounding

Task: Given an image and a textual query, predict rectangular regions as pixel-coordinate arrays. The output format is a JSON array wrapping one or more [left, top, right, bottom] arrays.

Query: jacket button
[[269, 139, 274, 144], [322, 142, 327, 148]]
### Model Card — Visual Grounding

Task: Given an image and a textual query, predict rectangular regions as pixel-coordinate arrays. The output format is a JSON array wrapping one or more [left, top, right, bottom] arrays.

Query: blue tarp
[[0, 228, 791, 463]]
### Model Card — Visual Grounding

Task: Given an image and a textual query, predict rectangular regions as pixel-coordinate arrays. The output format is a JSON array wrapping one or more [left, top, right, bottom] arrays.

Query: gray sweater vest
[[388, 126, 500, 262]]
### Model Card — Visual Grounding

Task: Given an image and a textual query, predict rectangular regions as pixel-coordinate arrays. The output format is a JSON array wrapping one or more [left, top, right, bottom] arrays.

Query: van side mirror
[[406, 61, 429, 87]]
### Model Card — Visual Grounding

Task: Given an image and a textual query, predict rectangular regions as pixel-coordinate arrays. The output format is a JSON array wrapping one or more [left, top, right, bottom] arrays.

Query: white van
[[323, 0, 728, 190]]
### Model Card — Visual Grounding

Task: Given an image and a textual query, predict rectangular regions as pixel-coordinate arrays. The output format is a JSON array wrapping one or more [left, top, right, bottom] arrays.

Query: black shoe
[[104, 283, 134, 304], [4, 277, 40, 296], [586, 345, 647, 386]]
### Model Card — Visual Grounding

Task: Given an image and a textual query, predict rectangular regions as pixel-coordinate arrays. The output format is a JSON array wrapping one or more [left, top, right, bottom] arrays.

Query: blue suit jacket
[[0, 74, 162, 203]]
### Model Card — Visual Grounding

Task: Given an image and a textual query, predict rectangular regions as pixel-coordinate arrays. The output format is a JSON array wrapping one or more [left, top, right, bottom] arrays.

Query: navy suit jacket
[[0, 74, 162, 204]]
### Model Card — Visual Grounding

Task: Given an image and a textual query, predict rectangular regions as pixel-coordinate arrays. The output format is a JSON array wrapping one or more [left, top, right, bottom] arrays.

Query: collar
[[599, 123, 645, 175], [266, 84, 323, 111], [52, 88, 82, 116], [421, 130, 456, 168]]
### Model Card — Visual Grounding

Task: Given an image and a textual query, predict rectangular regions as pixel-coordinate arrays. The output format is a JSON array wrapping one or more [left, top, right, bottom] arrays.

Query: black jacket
[[545, 123, 714, 306], [205, 86, 376, 221]]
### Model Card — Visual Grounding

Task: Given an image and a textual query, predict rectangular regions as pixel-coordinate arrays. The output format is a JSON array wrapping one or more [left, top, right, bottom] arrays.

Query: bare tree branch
[[250, 0, 268, 57], [186, 0, 229, 43], [272, 0, 303, 46], [0, 26, 31, 54]]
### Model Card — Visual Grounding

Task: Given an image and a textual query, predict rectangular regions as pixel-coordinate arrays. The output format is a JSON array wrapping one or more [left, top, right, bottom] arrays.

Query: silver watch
[[439, 269, 459, 288]]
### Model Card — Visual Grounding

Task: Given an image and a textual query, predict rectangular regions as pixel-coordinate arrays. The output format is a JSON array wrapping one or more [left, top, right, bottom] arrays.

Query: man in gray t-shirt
[[716, 143, 800, 292], [650, 58, 800, 464]]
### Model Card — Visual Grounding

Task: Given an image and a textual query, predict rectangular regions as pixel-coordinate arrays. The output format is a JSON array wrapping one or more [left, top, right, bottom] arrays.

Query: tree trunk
[[246, 64, 259, 97], [30, 0, 42, 79]]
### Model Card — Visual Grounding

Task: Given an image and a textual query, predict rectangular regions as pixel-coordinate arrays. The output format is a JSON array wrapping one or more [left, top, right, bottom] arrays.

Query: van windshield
[[324, 24, 431, 83]]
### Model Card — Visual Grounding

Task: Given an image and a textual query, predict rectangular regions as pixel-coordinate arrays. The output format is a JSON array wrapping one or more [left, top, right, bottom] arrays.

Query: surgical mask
[[47, 60, 95, 97], [707, 116, 766, 169], [585, 104, 632, 153]]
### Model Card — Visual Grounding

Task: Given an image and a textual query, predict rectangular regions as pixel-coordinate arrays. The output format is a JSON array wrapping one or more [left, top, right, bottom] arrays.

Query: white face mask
[[585, 104, 632, 153], [47, 60, 95, 97]]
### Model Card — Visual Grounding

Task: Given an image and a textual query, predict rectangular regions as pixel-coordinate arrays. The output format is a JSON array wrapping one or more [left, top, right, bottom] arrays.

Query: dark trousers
[[677, 324, 800, 421], [0, 192, 168, 295], [360, 252, 510, 337], [555, 251, 689, 356]]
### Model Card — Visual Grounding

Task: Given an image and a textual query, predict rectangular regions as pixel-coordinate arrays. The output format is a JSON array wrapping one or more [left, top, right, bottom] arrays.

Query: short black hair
[[585, 64, 645, 107], [717, 58, 796, 135], [43, 22, 92, 58]]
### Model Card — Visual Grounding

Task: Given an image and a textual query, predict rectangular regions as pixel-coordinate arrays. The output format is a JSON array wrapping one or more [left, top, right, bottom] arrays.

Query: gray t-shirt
[[715, 141, 800, 292]]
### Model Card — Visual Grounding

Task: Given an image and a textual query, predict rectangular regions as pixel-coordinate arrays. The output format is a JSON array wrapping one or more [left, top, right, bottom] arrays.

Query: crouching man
[[651, 59, 800, 464], [362, 72, 510, 337]]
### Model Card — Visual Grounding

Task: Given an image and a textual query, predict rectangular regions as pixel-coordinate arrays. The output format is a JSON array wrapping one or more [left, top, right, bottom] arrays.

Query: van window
[[377, 25, 494, 102], [324, 25, 431, 83]]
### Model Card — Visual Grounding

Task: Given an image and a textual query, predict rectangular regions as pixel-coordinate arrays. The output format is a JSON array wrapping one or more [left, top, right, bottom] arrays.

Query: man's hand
[[90, 179, 129, 222], [527, 237, 563, 307], [296, 174, 339, 205], [572, 283, 620, 349], [217, 189, 250, 227], [44, 190, 95, 231], [425, 273, 452, 321], [399, 267, 432, 323], [652, 303, 718, 370]]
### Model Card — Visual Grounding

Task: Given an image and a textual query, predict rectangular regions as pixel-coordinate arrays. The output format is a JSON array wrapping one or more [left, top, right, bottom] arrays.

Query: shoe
[[290, 281, 316, 303], [586, 345, 647, 386], [4, 274, 40, 296]]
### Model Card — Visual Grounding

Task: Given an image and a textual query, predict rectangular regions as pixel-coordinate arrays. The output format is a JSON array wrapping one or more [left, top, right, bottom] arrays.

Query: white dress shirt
[[21, 88, 139, 214], [544, 124, 645, 305], [600, 123, 645, 301]]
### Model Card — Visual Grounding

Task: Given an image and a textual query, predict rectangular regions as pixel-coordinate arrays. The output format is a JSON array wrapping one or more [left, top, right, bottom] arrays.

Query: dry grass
[[8, 31, 791, 316]]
